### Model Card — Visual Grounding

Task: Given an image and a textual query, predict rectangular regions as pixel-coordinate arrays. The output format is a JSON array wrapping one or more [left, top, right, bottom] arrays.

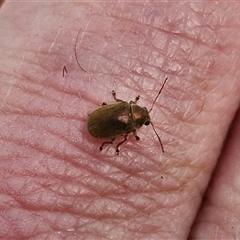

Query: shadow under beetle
[[87, 77, 168, 154]]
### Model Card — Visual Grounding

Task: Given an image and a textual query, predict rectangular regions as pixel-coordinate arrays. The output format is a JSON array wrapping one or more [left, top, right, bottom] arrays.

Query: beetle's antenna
[[75, 28, 87, 72], [150, 122, 164, 153], [149, 77, 168, 113]]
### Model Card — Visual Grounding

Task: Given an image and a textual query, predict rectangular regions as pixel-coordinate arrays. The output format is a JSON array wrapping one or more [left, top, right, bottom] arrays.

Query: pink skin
[[0, 2, 240, 239]]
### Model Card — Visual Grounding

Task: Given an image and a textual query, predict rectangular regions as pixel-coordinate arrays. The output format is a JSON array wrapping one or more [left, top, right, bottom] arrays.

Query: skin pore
[[1, 2, 240, 239]]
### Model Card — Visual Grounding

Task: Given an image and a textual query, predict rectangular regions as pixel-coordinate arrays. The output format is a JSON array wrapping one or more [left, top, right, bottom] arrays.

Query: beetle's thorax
[[130, 104, 150, 129]]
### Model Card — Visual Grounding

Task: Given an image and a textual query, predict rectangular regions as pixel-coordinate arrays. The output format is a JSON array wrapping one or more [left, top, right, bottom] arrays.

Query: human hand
[[0, 2, 240, 239]]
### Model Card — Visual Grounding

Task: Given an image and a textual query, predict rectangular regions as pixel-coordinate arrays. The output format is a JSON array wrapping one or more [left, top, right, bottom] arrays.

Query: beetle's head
[[131, 105, 150, 129]]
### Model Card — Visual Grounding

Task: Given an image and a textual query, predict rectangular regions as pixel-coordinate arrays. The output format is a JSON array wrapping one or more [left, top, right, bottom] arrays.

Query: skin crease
[[0, 1, 240, 240]]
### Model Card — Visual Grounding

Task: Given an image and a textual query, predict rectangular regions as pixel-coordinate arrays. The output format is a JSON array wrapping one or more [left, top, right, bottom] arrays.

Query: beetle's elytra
[[87, 77, 168, 154]]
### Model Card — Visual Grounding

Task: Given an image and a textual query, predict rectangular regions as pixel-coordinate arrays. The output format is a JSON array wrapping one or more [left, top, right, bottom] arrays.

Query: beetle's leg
[[102, 102, 107, 106], [99, 139, 115, 151], [115, 135, 128, 154], [112, 90, 123, 102], [130, 95, 140, 104], [133, 129, 140, 140]]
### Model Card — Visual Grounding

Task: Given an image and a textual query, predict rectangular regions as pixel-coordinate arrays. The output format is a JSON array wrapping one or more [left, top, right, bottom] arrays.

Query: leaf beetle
[[87, 77, 168, 154]]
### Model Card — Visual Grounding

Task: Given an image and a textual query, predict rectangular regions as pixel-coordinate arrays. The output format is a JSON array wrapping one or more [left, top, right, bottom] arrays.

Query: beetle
[[87, 77, 168, 154]]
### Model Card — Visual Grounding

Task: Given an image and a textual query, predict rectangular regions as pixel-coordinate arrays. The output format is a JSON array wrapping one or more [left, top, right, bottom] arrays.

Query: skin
[[0, 1, 240, 239]]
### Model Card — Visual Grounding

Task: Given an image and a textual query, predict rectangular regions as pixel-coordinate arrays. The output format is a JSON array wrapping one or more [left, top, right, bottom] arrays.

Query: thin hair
[[74, 28, 87, 72]]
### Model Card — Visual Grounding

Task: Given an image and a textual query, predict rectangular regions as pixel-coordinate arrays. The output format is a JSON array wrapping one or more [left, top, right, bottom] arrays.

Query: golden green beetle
[[87, 77, 168, 154]]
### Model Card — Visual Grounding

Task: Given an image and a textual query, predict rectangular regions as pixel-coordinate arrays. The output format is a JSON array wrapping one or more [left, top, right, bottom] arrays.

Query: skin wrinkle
[[76, 155, 169, 202], [78, 15, 170, 71], [10, 84, 83, 120]]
